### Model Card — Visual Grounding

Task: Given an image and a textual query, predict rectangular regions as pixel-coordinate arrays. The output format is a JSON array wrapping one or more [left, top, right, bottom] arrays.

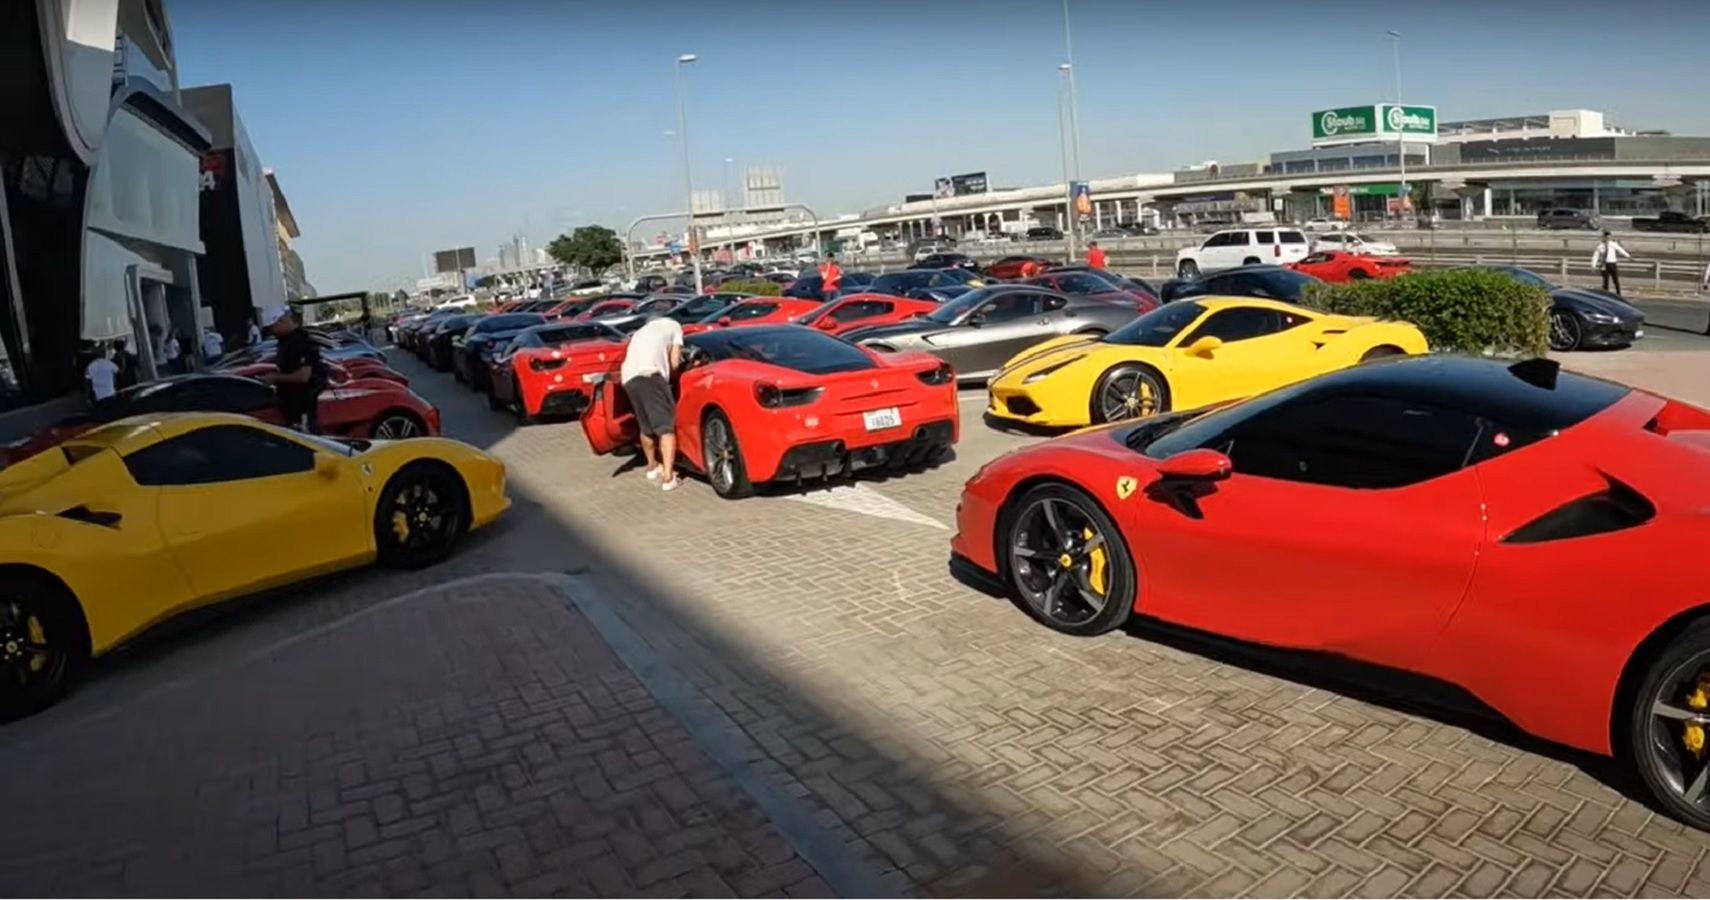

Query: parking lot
[[8, 297, 1710, 896]]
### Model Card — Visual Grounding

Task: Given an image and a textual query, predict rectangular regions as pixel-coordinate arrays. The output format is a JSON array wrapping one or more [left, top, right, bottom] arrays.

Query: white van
[[1175, 228, 1310, 277]]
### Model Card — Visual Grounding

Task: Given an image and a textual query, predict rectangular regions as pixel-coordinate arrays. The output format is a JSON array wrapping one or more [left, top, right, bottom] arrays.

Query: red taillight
[[426, 407, 442, 435], [916, 363, 955, 386], [529, 357, 567, 372], [754, 383, 822, 408]]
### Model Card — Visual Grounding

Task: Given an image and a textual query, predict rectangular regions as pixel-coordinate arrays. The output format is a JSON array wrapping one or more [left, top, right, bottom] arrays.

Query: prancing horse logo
[[1115, 476, 1139, 500]]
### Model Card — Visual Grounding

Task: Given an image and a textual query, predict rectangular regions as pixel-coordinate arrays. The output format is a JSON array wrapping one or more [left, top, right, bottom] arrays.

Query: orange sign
[[1331, 185, 1351, 220]]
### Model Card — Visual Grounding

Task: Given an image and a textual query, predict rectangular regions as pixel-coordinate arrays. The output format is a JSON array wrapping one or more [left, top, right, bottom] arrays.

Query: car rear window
[[690, 327, 875, 375], [1279, 231, 1306, 243]]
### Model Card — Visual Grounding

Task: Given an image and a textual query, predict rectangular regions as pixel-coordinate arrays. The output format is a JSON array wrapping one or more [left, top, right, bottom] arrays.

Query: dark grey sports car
[[1477, 266, 1645, 351], [842, 284, 1142, 382]]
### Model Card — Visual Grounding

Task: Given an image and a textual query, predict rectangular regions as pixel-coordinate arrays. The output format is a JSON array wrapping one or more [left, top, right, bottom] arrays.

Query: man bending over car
[[620, 316, 685, 491]]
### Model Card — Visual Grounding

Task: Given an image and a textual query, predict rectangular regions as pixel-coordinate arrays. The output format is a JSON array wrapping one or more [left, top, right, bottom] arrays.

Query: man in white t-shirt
[[619, 316, 685, 491], [86, 347, 120, 405], [247, 319, 262, 345], [1592, 231, 1631, 296], [201, 327, 225, 364]]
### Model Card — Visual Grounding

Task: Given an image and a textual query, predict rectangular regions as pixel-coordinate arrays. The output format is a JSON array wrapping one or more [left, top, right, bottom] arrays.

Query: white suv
[[1310, 231, 1399, 256], [1175, 228, 1310, 277]]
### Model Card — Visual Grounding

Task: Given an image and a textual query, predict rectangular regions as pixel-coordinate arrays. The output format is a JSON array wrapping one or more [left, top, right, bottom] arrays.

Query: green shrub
[[1299, 269, 1549, 357], [718, 279, 783, 297]]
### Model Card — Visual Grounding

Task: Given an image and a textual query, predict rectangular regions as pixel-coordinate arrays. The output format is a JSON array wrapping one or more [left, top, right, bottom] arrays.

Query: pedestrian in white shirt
[[619, 317, 685, 491], [201, 327, 224, 364], [1592, 231, 1631, 296], [248, 320, 262, 345], [86, 346, 119, 405], [163, 331, 181, 374]]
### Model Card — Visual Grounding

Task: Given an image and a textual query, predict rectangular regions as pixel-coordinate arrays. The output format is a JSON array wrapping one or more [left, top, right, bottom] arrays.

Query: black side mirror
[[967, 313, 986, 327]]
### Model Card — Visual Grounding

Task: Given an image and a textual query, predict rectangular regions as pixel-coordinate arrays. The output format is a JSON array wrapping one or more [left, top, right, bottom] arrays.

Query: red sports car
[[571, 298, 641, 322], [1287, 250, 1412, 283], [791, 293, 941, 336], [954, 354, 1710, 830], [487, 320, 632, 424], [986, 255, 1058, 281], [544, 293, 642, 320], [6, 373, 441, 464], [682, 297, 826, 335], [224, 359, 408, 389], [581, 324, 958, 498]]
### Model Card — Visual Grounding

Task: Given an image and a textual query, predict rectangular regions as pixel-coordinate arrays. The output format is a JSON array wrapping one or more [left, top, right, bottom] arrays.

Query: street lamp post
[[674, 53, 703, 294], [1061, 0, 1083, 251], [1057, 64, 1077, 260], [1386, 30, 1406, 222]]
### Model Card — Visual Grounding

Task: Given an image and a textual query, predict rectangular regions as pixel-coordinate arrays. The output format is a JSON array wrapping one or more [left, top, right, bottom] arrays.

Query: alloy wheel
[[374, 415, 421, 439], [0, 596, 62, 697], [1549, 311, 1581, 351], [1099, 370, 1159, 422], [1008, 496, 1113, 629], [388, 479, 456, 552], [705, 417, 736, 492]]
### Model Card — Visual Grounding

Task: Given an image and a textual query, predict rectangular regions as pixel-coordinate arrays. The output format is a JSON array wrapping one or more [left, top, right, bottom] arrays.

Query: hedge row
[[1299, 270, 1550, 357], [716, 279, 783, 296]]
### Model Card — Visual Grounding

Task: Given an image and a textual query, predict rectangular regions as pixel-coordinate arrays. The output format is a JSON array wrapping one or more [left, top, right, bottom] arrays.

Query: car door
[[121, 423, 369, 602], [940, 291, 1048, 375], [1133, 392, 1484, 661], [825, 299, 895, 332], [1162, 305, 1316, 408], [579, 380, 640, 454]]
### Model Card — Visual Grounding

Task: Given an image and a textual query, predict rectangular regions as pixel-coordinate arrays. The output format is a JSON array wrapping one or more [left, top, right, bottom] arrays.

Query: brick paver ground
[[0, 579, 837, 897]]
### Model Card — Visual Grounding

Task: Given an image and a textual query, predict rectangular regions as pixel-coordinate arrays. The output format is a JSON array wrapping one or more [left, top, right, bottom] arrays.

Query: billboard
[[1312, 104, 1437, 144], [1072, 182, 1093, 220], [433, 247, 477, 273], [950, 172, 989, 196], [932, 177, 954, 200]]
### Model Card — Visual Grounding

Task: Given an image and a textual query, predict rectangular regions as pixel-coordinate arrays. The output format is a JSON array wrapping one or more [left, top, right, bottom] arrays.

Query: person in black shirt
[[259, 306, 323, 433]]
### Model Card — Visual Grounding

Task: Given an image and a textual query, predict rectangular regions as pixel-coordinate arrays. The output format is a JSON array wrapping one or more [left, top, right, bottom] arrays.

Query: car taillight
[[755, 383, 822, 408], [916, 363, 955, 386], [529, 357, 567, 372], [426, 407, 442, 434]]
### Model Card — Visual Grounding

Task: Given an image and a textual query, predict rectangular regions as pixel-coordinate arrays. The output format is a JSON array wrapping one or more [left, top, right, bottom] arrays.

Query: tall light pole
[[723, 157, 735, 212], [674, 53, 703, 294], [1057, 64, 1077, 259], [1385, 30, 1406, 221], [1061, 0, 1083, 247]]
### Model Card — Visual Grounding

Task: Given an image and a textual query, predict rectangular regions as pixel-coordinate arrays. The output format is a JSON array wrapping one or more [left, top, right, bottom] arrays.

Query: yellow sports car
[[987, 297, 1428, 428], [0, 413, 509, 719]]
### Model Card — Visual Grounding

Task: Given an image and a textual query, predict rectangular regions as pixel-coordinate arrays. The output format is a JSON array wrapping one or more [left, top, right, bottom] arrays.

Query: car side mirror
[[314, 454, 340, 479], [1185, 335, 1223, 358], [967, 313, 986, 327], [816, 318, 838, 330], [1156, 448, 1231, 482], [717, 316, 732, 327]]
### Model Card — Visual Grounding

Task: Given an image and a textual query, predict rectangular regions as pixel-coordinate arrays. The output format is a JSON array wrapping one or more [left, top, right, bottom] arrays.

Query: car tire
[[374, 462, 470, 570], [1176, 260, 1199, 278], [371, 410, 427, 440], [486, 388, 503, 411], [0, 568, 86, 722], [1360, 345, 1405, 362], [1549, 310, 1583, 352], [701, 409, 754, 499], [513, 378, 536, 426], [1091, 363, 1170, 424], [1624, 618, 1710, 832], [998, 482, 1135, 637], [1349, 269, 1371, 280]]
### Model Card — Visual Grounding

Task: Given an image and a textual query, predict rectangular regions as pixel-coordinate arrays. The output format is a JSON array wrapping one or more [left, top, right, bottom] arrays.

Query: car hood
[[844, 319, 950, 342], [1553, 287, 1645, 322], [991, 335, 1131, 386]]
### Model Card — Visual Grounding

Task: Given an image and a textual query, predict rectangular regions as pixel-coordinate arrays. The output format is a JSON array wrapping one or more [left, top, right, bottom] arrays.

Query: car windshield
[[690, 327, 875, 375], [475, 313, 543, 332], [1103, 301, 1205, 347], [870, 270, 939, 295], [792, 299, 839, 324], [924, 286, 1008, 324], [297, 433, 367, 456], [1496, 267, 1555, 290]]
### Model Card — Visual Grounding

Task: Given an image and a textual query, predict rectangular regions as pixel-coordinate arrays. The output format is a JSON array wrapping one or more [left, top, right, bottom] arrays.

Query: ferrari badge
[[1115, 476, 1138, 500]]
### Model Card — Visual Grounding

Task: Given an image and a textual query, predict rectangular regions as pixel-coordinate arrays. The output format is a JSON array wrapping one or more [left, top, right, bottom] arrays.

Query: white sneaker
[[661, 476, 684, 492], [644, 466, 662, 482]]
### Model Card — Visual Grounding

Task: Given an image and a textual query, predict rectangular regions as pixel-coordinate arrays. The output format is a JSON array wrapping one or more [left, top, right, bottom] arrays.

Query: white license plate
[[863, 407, 902, 431], [1635, 329, 1645, 339]]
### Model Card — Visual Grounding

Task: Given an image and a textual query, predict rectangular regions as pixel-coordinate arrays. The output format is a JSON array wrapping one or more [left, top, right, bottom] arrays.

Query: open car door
[[579, 381, 639, 454]]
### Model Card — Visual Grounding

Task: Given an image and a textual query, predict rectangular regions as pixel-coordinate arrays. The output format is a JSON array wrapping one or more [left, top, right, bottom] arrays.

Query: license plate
[[863, 407, 902, 431], [1635, 329, 1645, 339], [582, 372, 605, 384]]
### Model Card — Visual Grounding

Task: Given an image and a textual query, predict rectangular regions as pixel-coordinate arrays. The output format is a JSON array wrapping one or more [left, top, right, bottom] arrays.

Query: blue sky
[[169, 0, 1710, 291]]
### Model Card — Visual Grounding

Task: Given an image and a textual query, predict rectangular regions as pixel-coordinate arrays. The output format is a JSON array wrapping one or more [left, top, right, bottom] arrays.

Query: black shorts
[[623, 374, 676, 436]]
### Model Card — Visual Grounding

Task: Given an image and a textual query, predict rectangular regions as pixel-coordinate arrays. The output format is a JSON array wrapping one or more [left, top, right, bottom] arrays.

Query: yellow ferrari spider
[[0, 413, 509, 719], [987, 297, 1428, 428]]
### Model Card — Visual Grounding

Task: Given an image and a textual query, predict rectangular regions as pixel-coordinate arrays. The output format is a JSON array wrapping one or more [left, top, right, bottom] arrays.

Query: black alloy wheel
[[0, 573, 80, 721], [372, 413, 423, 440], [1629, 621, 1710, 830], [702, 410, 753, 499], [512, 377, 535, 426], [1093, 364, 1169, 424], [374, 464, 469, 569], [1003, 483, 1135, 636], [1549, 310, 1583, 352], [1177, 260, 1200, 278]]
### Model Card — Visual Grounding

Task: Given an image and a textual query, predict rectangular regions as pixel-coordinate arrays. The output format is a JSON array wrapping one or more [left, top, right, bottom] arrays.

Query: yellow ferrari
[[987, 297, 1428, 428], [0, 413, 509, 719]]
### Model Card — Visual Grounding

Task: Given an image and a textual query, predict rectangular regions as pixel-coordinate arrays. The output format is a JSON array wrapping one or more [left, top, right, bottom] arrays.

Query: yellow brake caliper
[[1685, 681, 1709, 756], [1084, 526, 1108, 596]]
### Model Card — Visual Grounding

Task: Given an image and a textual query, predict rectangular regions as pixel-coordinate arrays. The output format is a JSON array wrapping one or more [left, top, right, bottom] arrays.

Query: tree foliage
[[548, 226, 624, 276], [1300, 269, 1549, 357]]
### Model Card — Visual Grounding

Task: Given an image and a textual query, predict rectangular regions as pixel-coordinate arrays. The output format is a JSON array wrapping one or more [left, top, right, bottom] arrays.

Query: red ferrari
[[6, 373, 440, 464], [581, 325, 958, 498], [682, 297, 826, 335], [791, 293, 941, 336], [224, 359, 408, 389], [1287, 250, 1412, 283], [954, 354, 1710, 830], [986, 255, 1057, 281], [487, 320, 631, 424]]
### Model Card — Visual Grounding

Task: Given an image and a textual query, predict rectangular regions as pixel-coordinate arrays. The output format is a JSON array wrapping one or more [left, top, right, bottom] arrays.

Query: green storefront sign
[[1317, 183, 1405, 197], [1311, 104, 1437, 142]]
